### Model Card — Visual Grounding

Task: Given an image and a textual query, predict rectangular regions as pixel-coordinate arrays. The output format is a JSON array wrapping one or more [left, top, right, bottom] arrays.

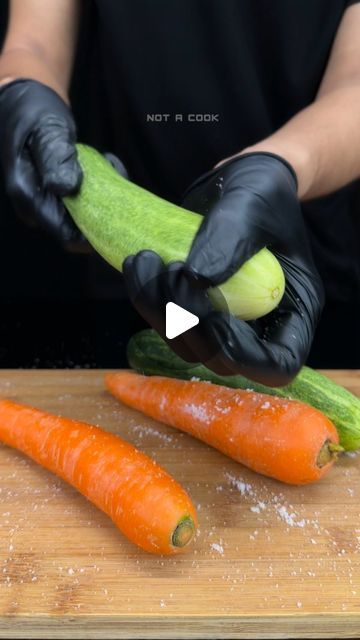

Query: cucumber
[[128, 329, 360, 451], [64, 144, 285, 321]]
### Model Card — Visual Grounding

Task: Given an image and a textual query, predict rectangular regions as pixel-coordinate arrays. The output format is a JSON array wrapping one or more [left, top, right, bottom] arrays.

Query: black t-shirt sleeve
[[345, 0, 360, 6]]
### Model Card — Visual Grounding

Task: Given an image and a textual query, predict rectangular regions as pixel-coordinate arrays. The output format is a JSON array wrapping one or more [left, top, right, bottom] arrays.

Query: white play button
[[166, 302, 199, 339]]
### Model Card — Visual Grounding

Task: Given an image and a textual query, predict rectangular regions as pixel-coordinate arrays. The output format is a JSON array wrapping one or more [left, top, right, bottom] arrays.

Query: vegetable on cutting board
[[128, 329, 360, 452], [105, 371, 342, 485], [0, 399, 197, 554], [63, 144, 285, 321]]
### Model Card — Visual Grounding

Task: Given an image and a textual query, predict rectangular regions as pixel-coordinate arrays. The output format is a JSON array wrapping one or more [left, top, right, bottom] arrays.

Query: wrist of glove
[[123, 152, 324, 387], [0, 78, 83, 248]]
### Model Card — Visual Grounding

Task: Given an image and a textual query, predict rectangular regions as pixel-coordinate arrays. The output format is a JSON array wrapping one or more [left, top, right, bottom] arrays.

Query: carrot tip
[[317, 440, 344, 468], [172, 516, 196, 548]]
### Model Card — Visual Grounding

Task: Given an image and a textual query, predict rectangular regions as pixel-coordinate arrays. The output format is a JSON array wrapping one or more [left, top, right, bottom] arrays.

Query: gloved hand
[[123, 152, 324, 387], [103, 152, 129, 181], [0, 78, 83, 249]]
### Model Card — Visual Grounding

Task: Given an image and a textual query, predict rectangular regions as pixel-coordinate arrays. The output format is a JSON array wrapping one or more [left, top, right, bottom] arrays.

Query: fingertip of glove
[[167, 260, 186, 273], [132, 249, 165, 269], [123, 250, 164, 279], [122, 254, 135, 273], [137, 249, 162, 260], [104, 152, 129, 179], [43, 161, 83, 197], [183, 263, 213, 289]]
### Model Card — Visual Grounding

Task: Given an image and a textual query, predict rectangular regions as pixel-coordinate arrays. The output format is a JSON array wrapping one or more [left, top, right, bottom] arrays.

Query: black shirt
[[73, 0, 360, 303]]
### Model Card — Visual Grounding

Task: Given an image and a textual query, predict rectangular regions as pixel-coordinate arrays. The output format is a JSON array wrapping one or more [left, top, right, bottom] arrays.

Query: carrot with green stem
[[106, 372, 342, 485], [0, 399, 197, 554]]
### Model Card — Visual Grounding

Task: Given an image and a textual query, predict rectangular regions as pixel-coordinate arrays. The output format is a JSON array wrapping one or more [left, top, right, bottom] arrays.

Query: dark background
[[0, 2, 359, 369], [0, 2, 147, 368]]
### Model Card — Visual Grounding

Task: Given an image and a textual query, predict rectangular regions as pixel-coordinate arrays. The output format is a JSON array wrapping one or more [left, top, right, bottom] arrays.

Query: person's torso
[[72, 0, 360, 302]]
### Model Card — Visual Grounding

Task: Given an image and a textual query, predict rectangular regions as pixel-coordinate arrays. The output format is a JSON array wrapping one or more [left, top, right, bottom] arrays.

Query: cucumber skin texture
[[128, 329, 360, 452], [64, 144, 285, 321]]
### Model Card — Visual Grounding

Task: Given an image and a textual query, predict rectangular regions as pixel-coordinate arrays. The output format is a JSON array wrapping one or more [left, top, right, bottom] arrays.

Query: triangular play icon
[[165, 302, 199, 339]]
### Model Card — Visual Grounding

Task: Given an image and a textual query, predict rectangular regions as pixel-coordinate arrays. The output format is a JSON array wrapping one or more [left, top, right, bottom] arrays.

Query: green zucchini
[[127, 329, 360, 451], [64, 144, 285, 321]]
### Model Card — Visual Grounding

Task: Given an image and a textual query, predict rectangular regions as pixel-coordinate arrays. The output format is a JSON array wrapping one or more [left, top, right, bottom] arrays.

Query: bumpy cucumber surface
[[64, 144, 285, 321]]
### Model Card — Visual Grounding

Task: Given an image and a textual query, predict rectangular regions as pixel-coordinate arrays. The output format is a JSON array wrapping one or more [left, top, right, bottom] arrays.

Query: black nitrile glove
[[123, 153, 324, 387], [0, 78, 83, 249], [103, 152, 129, 181]]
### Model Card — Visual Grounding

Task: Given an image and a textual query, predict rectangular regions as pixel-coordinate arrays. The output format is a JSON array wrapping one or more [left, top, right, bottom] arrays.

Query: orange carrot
[[0, 399, 197, 554], [105, 372, 342, 485]]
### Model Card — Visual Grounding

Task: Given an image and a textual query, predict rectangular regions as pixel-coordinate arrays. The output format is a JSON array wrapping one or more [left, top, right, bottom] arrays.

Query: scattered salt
[[225, 471, 315, 530], [215, 405, 231, 414], [225, 473, 253, 497], [211, 542, 224, 555], [250, 503, 266, 514], [131, 424, 173, 443], [276, 506, 306, 528], [183, 403, 211, 424], [344, 450, 360, 458]]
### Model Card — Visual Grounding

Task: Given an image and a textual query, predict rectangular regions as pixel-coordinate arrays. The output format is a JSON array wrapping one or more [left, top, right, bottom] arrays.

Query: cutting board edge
[[0, 612, 359, 639]]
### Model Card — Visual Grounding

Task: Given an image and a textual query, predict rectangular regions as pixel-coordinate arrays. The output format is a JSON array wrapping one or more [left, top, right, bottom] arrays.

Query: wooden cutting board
[[0, 370, 360, 639]]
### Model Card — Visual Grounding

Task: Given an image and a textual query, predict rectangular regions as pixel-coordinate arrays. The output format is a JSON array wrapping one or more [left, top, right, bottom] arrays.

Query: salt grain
[[251, 501, 266, 514], [183, 403, 211, 424], [211, 543, 224, 555], [276, 506, 306, 528], [261, 401, 271, 409], [131, 424, 173, 444]]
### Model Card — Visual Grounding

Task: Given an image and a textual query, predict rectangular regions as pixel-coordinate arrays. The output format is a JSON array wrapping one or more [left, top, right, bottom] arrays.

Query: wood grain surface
[[0, 370, 360, 639]]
